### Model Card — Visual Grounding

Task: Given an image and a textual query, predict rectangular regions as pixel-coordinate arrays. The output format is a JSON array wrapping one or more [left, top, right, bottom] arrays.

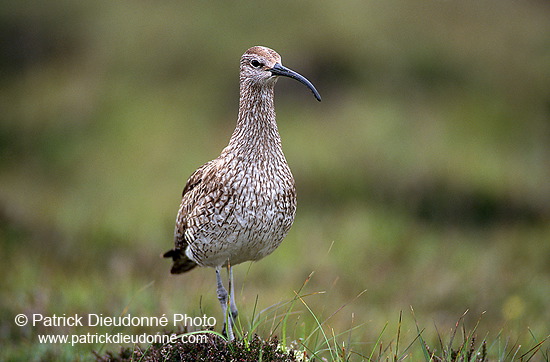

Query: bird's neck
[[225, 80, 283, 160]]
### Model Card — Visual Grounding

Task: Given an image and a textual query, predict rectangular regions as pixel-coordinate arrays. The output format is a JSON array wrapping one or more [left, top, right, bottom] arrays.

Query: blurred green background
[[1, 0, 549, 359]]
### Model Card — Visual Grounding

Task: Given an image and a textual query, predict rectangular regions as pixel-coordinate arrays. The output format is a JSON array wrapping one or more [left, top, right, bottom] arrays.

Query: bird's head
[[240, 46, 321, 102]]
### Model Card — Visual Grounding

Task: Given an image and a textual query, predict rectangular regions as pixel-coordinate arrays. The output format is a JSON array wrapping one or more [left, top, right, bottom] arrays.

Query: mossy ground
[[94, 332, 302, 362]]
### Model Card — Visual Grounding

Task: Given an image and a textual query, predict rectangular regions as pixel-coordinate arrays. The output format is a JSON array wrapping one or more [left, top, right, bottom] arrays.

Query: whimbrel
[[164, 46, 321, 340]]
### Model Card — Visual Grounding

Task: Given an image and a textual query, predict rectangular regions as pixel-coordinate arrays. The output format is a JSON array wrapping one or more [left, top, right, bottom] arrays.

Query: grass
[[1, 0, 549, 360], [90, 274, 549, 361]]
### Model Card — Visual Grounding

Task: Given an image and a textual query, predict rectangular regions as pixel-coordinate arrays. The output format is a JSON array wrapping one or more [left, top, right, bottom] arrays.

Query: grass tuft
[[94, 330, 300, 362], [94, 276, 549, 361]]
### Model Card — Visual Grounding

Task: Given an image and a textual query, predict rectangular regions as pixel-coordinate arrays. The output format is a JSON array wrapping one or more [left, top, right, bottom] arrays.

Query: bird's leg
[[216, 266, 234, 341], [228, 264, 239, 322]]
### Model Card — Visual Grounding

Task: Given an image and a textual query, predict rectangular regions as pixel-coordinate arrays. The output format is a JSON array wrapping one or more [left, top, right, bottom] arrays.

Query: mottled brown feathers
[[244, 46, 281, 64], [165, 46, 319, 273]]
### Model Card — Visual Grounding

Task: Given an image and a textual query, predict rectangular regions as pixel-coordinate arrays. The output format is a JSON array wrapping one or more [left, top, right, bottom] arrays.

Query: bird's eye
[[250, 60, 263, 68]]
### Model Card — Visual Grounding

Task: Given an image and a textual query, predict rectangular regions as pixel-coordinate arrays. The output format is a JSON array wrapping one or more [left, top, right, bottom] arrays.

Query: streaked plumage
[[164, 46, 320, 340]]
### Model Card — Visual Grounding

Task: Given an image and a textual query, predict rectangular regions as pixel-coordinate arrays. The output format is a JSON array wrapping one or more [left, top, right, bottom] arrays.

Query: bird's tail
[[163, 248, 197, 274]]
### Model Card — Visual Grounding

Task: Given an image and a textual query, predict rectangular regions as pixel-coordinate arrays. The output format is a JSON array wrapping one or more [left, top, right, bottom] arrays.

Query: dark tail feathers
[[163, 248, 197, 274]]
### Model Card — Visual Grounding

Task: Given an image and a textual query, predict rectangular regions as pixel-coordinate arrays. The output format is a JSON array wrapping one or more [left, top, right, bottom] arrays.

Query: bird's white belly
[[186, 177, 295, 268], [187, 202, 293, 267]]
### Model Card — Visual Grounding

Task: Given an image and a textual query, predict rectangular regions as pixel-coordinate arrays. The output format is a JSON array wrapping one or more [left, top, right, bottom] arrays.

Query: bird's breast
[[187, 156, 296, 267]]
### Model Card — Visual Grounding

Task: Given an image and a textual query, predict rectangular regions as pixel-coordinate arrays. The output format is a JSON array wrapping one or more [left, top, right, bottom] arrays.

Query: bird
[[164, 46, 321, 340]]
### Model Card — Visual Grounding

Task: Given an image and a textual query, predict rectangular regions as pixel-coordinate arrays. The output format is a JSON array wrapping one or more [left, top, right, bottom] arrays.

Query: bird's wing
[[164, 160, 220, 273], [175, 161, 214, 246]]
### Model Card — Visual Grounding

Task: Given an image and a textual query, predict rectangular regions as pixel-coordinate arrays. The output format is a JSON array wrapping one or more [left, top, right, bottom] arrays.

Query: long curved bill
[[270, 63, 322, 102]]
